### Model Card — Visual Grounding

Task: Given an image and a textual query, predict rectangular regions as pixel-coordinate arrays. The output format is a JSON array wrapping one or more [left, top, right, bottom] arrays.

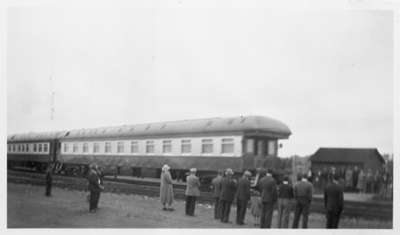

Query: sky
[[6, 6, 393, 157]]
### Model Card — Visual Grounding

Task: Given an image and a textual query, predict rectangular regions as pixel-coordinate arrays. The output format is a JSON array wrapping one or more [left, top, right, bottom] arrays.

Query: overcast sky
[[7, 7, 393, 157]]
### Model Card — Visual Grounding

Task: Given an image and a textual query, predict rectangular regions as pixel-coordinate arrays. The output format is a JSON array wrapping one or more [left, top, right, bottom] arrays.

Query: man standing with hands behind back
[[219, 168, 237, 223], [292, 173, 313, 228], [258, 168, 278, 228], [236, 170, 252, 225], [324, 174, 344, 228], [211, 170, 224, 219]]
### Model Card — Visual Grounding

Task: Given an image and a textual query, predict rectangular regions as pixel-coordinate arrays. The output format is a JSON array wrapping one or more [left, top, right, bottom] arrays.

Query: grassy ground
[[7, 183, 392, 228]]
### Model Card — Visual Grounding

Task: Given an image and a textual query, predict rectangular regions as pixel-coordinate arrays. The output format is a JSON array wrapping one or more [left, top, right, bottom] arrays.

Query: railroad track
[[7, 170, 392, 221]]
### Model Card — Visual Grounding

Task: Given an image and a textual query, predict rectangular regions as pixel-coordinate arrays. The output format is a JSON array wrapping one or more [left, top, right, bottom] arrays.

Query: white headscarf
[[162, 164, 170, 172]]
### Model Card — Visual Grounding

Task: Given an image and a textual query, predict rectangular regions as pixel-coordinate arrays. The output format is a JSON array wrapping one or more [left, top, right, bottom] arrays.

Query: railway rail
[[7, 169, 392, 221]]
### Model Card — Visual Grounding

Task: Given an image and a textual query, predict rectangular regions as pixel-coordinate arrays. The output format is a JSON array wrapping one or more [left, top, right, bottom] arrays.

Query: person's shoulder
[[266, 176, 275, 183]]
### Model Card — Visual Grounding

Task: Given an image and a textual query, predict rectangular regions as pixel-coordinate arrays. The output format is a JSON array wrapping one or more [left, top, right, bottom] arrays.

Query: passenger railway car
[[7, 131, 67, 172], [7, 116, 291, 179]]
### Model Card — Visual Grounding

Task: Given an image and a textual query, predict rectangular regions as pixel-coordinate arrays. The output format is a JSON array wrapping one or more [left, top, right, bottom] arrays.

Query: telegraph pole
[[49, 64, 55, 123]]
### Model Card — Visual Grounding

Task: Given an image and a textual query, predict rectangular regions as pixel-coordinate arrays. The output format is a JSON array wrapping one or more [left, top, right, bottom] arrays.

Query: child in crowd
[[250, 189, 262, 226]]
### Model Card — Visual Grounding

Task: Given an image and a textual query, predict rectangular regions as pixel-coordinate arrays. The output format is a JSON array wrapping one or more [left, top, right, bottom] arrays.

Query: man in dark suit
[[219, 168, 237, 223], [257, 168, 277, 228], [324, 174, 344, 228], [277, 176, 294, 228], [185, 168, 201, 216], [211, 170, 224, 219], [236, 170, 252, 225], [87, 163, 104, 213], [292, 174, 313, 228], [45, 163, 54, 197]]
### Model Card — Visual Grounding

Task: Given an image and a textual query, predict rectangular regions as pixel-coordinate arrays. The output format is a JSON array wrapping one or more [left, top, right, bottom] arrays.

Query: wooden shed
[[310, 147, 385, 172]]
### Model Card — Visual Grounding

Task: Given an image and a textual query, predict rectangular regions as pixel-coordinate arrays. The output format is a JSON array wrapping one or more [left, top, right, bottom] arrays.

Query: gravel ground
[[7, 183, 392, 228]]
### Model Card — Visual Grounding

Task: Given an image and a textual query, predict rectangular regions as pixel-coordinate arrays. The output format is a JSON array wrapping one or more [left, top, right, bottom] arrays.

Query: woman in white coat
[[160, 164, 174, 211]]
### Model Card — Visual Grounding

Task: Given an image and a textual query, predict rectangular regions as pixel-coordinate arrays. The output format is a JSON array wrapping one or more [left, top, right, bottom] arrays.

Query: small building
[[310, 147, 385, 172]]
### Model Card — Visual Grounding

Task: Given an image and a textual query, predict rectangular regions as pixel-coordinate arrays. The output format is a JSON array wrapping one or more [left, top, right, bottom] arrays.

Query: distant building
[[310, 148, 385, 172]]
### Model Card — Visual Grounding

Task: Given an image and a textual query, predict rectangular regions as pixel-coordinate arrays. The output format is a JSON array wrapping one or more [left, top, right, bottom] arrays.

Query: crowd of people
[[310, 166, 392, 198], [43, 163, 347, 228], [158, 165, 344, 229]]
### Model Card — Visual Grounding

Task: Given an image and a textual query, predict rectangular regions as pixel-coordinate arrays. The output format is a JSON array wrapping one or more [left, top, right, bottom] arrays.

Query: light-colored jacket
[[185, 174, 201, 197], [160, 171, 174, 205]]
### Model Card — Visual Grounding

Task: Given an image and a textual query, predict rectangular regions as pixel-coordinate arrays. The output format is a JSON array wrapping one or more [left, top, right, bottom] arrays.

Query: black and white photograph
[[2, 0, 398, 231]]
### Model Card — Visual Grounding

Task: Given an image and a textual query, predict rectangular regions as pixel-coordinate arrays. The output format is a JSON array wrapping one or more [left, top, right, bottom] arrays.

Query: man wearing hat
[[236, 170, 252, 225], [185, 168, 200, 216], [219, 168, 237, 223], [87, 163, 104, 213]]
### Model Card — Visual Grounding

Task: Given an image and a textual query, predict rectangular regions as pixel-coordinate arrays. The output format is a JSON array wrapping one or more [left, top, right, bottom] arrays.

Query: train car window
[[12, 144, 15, 152], [44, 143, 48, 152], [38, 144, 43, 152], [63, 143, 68, 153], [162, 140, 172, 153], [117, 142, 124, 153], [257, 140, 265, 156], [246, 139, 255, 154], [26, 144, 30, 152], [21, 144, 25, 152], [130, 141, 139, 153], [93, 143, 100, 153], [73, 143, 79, 153], [83, 143, 89, 153], [8, 144, 10, 152], [267, 140, 277, 155], [33, 144, 37, 152], [146, 140, 154, 153], [105, 142, 112, 153], [221, 138, 234, 153], [181, 139, 191, 153], [17, 144, 21, 152], [201, 139, 213, 153]]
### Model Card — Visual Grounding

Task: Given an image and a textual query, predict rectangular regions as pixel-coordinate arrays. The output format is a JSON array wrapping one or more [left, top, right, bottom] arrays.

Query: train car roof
[[62, 115, 291, 140], [7, 131, 69, 142]]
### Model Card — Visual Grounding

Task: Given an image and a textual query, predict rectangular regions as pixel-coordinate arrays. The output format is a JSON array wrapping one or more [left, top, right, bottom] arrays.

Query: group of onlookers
[[311, 166, 392, 197], [43, 163, 344, 228], [158, 165, 344, 229]]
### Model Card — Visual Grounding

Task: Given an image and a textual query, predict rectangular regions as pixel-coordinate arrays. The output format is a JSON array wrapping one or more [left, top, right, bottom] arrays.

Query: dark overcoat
[[236, 177, 251, 201], [219, 176, 237, 202]]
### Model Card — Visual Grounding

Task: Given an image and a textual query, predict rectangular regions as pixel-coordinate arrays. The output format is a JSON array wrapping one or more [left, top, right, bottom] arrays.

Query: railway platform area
[[7, 182, 392, 228], [107, 174, 390, 203]]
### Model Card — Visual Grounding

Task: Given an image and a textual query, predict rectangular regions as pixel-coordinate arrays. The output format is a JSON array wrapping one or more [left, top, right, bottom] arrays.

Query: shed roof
[[310, 147, 385, 164], [62, 115, 291, 140]]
